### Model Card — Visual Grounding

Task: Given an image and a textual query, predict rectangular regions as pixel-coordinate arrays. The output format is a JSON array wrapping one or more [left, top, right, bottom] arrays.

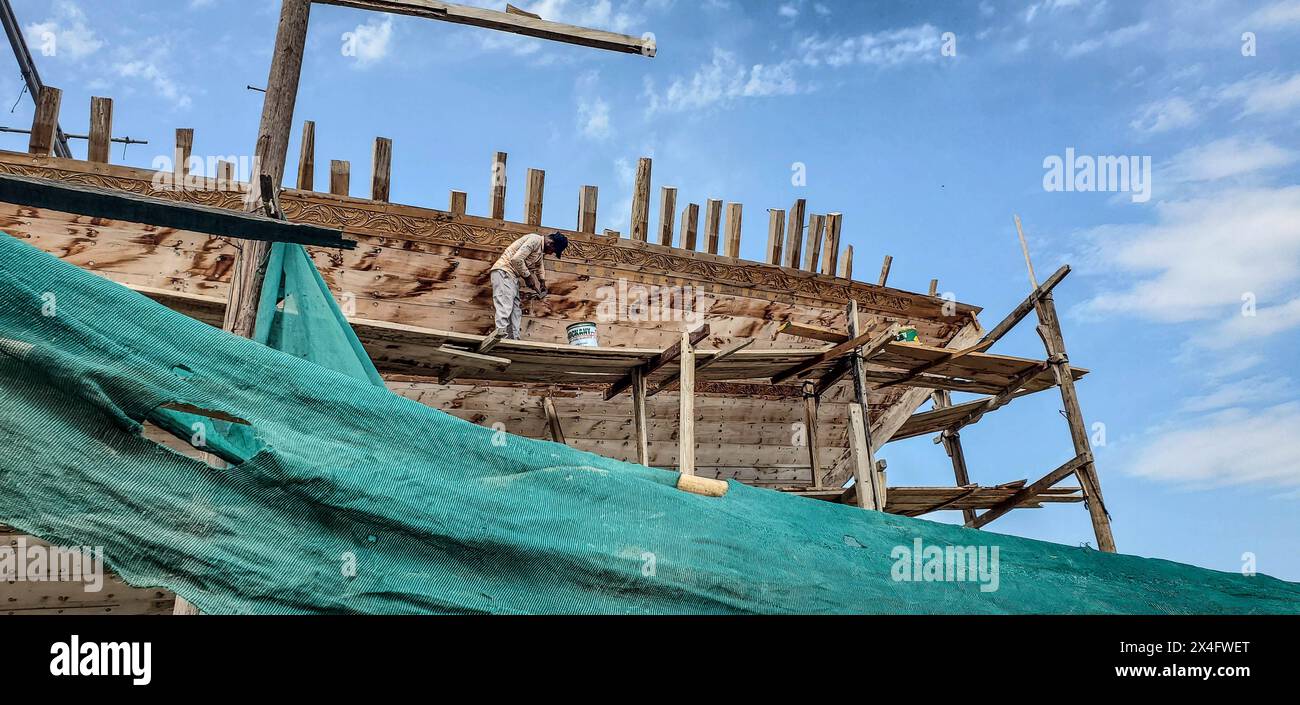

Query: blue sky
[[7, 0, 1299, 580]]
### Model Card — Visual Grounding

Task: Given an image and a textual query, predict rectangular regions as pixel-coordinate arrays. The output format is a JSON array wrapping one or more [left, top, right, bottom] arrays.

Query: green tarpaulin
[[0, 232, 1297, 614]]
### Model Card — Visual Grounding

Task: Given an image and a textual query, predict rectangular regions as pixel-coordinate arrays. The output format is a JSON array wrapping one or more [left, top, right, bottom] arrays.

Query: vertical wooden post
[[877, 255, 893, 286], [766, 209, 785, 265], [803, 214, 825, 271], [784, 198, 806, 269], [1036, 293, 1116, 552], [175, 128, 194, 180], [330, 160, 350, 196], [578, 185, 598, 233], [371, 137, 392, 202], [87, 96, 113, 164], [296, 120, 315, 190], [27, 86, 62, 156], [490, 151, 508, 220], [821, 213, 842, 276], [724, 203, 743, 258], [704, 199, 722, 255], [631, 157, 652, 241], [217, 160, 236, 187], [678, 332, 696, 477], [221, 0, 312, 339], [657, 186, 677, 246], [846, 300, 880, 510], [802, 381, 822, 489], [524, 168, 545, 226], [840, 245, 854, 280], [449, 190, 467, 216], [632, 368, 649, 466], [680, 203, 699, 251], [932, 390, 976, 525]]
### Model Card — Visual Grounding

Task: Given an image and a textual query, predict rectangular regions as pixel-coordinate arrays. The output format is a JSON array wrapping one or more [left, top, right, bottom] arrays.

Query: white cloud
[[1163, 137, 1298, 184], [1123, 402, 1300, 493], [575, 71, 612, 140], [1063, 21, 1150, 58], [1179, 376, 1292, 413], [1219, 72, 1300, 118], [1244, 0, 1300, 30], [1196, 298, 1300, 350], [798, 24, 943, 67], [25, 1, 103, 61], [344, 17, 394, 66], [1130, 95, 1198, 134], [1079, 186, 1300, 323], [779, 4, 799, 18], [645, 49, 801, 114]]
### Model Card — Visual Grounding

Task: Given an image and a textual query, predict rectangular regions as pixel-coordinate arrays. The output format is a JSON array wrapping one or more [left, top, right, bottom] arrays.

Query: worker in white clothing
[[487, 231, 568, 340]]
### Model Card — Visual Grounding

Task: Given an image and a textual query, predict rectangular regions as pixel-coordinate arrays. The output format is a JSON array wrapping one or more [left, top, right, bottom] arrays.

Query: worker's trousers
[[490, 269, 522, 340]]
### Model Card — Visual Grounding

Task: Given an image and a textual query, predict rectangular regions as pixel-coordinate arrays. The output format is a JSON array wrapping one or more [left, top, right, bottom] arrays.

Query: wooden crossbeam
[[977, 264, 1070, 348], [0, 172, 352, 249], [317, 0, 657, 56], [967, 454, 1090, 528], [949, 362, 1047, 431], [647, 339, 753, 396], [874, 338, 997, 390], [604, 325, 710, 400], [902, 484, 978, 518], [770, 326, 895, 385], [779, 320, 849, 344]]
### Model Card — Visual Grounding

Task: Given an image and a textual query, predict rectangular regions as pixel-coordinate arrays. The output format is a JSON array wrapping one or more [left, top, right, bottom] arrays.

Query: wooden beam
[[784, 198, 805, 268], [577, 185, 598, 233], [647, 339, 753, 397], [766, 208, 785, 265], [680, 202, 699, 251], [631, 157, 651, 241], [490, 151, 507, 220], [449, 190, 467, 216], [524, 167, 545, 226], [604, 324, 710, 400], [704, 199, 722, 254], [87, 97, 112, 164], [175, 128, 194, 179], [330, 160, 350, 196], [27, 86, 61, 156], [968, 454, 1089, 528], [678, 331, 697, 476], [631, 368, 649, 466], [372, 136, 392, 202], [978, 264, 1071, 349], [770, 325, 895, 385], [543, 396, 567, 445], [217, 160, 236, 186], [724, 202, 743, 258], [779, 320, 849, 344], [657, 186, 677, 246], [222, 0, 312, 341], [803, 214, 824, 271], [846, 301, 880, 510], [821, 212, 841, 275], [840, 244, 854, 280], [877, 255, 893, 286], [929, 279, 939, 296], [0, 172, 352, 249], [317, 0, 657, 56], [932, 390, 976, 525], [874, 338, 999, 390], [297, 120, 315, 190], [802, 381, 822, 488]]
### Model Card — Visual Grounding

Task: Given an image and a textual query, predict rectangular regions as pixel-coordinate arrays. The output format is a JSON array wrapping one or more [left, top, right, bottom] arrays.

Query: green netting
[[0, 232, 1297, 614]]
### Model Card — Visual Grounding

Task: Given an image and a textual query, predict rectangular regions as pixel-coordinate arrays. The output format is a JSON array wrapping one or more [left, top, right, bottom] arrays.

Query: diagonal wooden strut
[[967, 453, 1090, 528], [604, 325, 710, 400], [770, 326, 896, 385]]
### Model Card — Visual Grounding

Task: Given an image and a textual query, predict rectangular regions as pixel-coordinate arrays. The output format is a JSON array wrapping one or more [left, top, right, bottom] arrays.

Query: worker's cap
[[548, 232, 569, 259]]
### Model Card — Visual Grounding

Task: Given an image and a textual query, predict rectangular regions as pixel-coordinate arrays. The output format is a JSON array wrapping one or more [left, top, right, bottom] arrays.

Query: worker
[[488, 231, 569, 340]]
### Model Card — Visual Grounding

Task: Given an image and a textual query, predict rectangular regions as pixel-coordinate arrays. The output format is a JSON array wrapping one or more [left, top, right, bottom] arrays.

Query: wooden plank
[[724, 202, 742, 258], [704, 199, 722, 254], [543, 396, 567, 444], [779, 320, 848, 344], [803, 214, 824, 271], [297, 120, 315, 190], [657, 186, 676, 246], [490, 151, 507, 220], [803, 381, 822, 488], [877, 255, 892, 286], [330, 160, 350, 196], [784, 198, 805, 269], [318, 0, 657, 56], [678, 331, 696, 476], [680, 202, 699, 251], [978, 264, 1070, 349], [839, 244, 853, 280], [821, 212, 841, 276], [631, 368, 649, 465], [931, 390, 976, 524], [847, 405, 877, 510], [0, 172, 352, 249], [968, 454, 1089, 528], [524, 167, 545, 226], [578, 185, 598, 233], [648, 339, 754, 396], [175, 128, 194, 179], [631, 157, 651, 241], [87, 96, 112, 164], [28, 86, 62, 156], [766, 208, 785, 265], [604, 324, 710, 400], [770, 326, 895, 384], [372, 136, 393, 202], [449, 190, 467, 216]]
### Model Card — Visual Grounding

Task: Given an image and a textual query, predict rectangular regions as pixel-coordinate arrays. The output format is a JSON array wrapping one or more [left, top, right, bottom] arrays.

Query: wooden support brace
[[657, 186, 676, 246], [490, 151, 507, 220], [631, 368, 649, 466], [297, 120, 315, 190], [846, 300, 881, 510], [604, 325, 711, 400], [175, 128, 194, 180], [631, 157, 651, 241], [578, 185, 598, 233], [543, 396, 567, 445], [784, 198, 806, 269], [877, 255, 893, 287], [770, 325, 896, 385], [766, 209, 785, 265], [677, 331, 696, 477], [803, 214, 825, 271], [372, 136, 392, 202], [704, 199, 722, 254], [931, 390, 976, 525], [839, 245, 854, 280], [977, 264, 1071, 349], [802, 381, 823, 488], [724, 203, 743, 258], [524, 167, 545, 226], [821, 213, 842, 275], [647, 339, 753, 397], [449, 190, 467, 216], [87, 97, 113, 164], [680, 203, 699, 251], [967, 454, 1090, 528], [779, 320, 849, 345], [330, 160, 350, 196]]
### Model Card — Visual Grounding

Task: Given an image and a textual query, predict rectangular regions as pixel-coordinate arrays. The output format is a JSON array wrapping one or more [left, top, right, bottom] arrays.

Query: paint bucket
[[566, 322, 599, 347]]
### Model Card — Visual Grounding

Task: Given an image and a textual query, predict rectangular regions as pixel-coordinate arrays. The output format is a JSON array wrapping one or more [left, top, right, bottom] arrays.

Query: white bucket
[[566, 322, 599, 347]]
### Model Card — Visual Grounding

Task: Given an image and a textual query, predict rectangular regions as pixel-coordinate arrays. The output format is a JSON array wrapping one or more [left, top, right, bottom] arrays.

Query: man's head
[[544, 232, 569, 259]]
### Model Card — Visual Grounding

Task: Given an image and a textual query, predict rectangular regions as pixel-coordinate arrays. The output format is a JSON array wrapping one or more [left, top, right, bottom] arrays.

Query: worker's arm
[[510, 235, 547, 295]]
